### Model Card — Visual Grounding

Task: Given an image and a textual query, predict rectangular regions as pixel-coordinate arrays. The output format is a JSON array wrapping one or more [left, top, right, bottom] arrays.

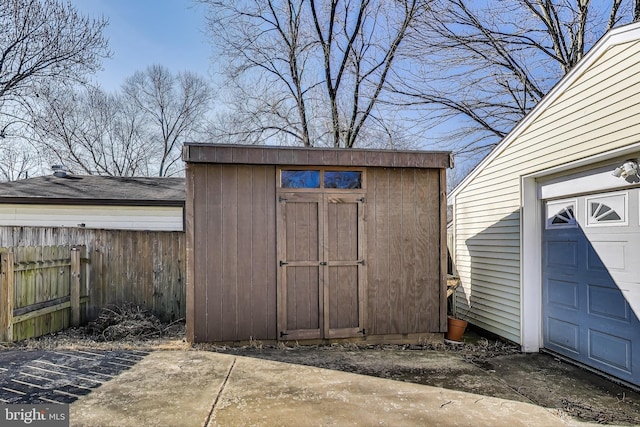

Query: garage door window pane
[[586, 193, 627, 226], [546, 199, 577, 229], [590, 204, 620, 221]]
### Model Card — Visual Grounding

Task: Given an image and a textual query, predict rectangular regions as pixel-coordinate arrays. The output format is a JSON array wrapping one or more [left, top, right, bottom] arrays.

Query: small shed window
[[281, 170, 320, 188], [280, 169, 364, 189], [324, 171, 362, 189]]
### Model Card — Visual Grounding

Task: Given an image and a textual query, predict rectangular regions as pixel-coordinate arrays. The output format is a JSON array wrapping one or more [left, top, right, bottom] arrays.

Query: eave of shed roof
[[183, 143, 453, 169]]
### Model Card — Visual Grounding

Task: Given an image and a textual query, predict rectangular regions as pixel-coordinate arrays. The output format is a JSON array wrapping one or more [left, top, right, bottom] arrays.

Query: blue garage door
[[543, 190, 640, 386]]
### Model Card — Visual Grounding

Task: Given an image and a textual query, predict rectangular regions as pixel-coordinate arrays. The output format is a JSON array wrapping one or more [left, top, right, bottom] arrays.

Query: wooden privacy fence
[[0, 246, 88, 342], [0, 227, 185, 337]]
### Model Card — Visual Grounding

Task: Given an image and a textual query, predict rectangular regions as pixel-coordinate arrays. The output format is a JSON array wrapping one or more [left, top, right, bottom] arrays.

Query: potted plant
[[445, 316, 468, 342], [445, 275, 468, 343]]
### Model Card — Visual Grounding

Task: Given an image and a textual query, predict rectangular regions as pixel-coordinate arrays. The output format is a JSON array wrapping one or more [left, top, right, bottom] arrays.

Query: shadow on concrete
[[0, 350, 148, 404]]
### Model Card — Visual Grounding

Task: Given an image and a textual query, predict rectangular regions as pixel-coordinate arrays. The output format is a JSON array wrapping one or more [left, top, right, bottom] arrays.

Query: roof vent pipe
[[52, 165, 68, 178]]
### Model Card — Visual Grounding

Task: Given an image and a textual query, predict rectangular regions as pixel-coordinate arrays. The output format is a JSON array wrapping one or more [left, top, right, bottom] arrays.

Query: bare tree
[[0, 0, 109, 136], [32, 85, 151, 176], [207, 80, 302, 146], [202, 0, 427, 148], [0, 138, 40, 181], [31, 66, 213, 177], [122, 65, 214, 176], [392, 0, 636, 161]]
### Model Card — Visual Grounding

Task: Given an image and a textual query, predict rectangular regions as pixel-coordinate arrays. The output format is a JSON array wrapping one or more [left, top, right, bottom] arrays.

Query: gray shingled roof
[[0, 175, 185, 206]]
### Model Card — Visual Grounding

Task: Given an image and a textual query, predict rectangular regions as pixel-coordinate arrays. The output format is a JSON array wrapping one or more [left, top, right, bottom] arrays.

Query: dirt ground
[[4, 306, 640, 426], [208, 334, 640, 426]]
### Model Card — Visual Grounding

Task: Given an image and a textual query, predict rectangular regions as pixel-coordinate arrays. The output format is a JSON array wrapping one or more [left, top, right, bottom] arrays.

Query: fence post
[[0, 252, 15, 342], [70, 247, 81, 327], [80, 245, 89, 323]]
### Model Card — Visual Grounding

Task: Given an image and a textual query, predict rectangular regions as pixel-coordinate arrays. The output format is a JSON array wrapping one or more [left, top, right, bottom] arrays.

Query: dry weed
[[10, 303, 187, 351]]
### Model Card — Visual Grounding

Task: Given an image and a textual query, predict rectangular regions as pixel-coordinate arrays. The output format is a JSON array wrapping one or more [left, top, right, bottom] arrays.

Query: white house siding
[[452, 36, 640, 344], [0, 204, 183, 231]]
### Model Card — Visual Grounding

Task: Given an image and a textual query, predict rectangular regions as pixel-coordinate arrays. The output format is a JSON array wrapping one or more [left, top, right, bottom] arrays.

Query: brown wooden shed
[[183, 144, 453, 344]]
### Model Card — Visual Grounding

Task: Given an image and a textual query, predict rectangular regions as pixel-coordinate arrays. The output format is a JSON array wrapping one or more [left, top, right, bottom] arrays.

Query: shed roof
[[183, 143, 453, 169], [0, 175, 185, 206]]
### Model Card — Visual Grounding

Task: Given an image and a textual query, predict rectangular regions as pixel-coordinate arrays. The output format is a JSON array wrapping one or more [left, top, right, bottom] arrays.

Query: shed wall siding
[[454, 39, 640, 344], [189, 163, 277, 342], [366, 168, 446, 335], [0, 204, 183, 231]]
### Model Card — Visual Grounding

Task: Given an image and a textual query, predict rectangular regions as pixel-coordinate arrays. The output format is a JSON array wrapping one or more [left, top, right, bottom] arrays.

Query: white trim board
[[540, 160, 640, 199]]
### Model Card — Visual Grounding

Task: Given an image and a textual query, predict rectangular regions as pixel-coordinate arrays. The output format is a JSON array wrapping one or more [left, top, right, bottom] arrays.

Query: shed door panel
[[278, 194, 323, 340], [285, 266, 320, 331], [325, 195, 365, 338]]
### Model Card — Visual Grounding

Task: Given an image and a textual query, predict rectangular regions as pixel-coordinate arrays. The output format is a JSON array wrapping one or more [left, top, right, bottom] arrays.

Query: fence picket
[[0, 252, 14, 341], [0, 226, 185, 330]]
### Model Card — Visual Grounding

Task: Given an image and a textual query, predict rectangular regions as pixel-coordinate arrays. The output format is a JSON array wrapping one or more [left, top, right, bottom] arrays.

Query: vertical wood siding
[[186, 161, 446, 343], [187, 164, 277, 342], [366, 168, 445, 335], [0, 227, 185, 323], [453, 39, 640, 343]]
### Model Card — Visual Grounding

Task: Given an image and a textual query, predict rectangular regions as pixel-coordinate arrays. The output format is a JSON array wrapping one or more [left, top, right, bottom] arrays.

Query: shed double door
[[277, 192, 365, 340]]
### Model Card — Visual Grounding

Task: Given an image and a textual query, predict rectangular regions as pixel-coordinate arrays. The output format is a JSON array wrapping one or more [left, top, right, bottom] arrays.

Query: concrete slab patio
[[70, 351, 231, 427], [68, 351, 602, 427]]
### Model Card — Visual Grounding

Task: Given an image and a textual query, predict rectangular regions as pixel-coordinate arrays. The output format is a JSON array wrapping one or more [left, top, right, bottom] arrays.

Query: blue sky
[[62, 1, 471, 160], [69, 0, 212, 92]]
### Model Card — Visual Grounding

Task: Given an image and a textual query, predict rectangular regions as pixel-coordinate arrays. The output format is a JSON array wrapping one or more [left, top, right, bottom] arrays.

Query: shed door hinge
[[357, 259, 365, 266], [357, 197, 365, 203], [358, 328, 366, 335], [279, 260, 289, 267], [279, 196, 288, 202], [280, 331, 289, 338]]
